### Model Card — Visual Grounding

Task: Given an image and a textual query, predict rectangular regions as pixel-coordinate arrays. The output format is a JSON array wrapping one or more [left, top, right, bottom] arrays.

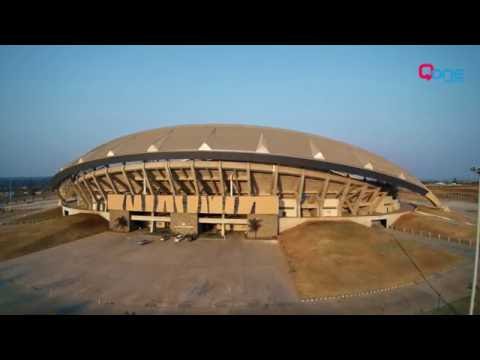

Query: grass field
[[279, 221, 462, 298], [0, 210, 108, 262]]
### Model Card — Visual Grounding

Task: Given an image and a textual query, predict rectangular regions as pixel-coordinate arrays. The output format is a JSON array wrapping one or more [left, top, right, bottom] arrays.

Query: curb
[[300, 281, 416, 304]]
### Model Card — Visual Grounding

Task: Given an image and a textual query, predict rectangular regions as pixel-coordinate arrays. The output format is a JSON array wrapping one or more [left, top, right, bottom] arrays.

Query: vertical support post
[[297, 169, 305, 217], [469, 171, 480, 315], [246, 163, 252, 195], [318, 176, 330, 217], [218, 161, 225, 195], [272, 164, 278, 196]]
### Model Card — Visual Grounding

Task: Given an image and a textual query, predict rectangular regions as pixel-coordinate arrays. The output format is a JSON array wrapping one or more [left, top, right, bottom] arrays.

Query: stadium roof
[[52, 124, 427, 194]]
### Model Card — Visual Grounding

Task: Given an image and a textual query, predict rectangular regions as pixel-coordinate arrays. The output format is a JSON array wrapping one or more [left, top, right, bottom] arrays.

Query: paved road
[[0, 227, 475, 315], [0, 231, 298, 314]]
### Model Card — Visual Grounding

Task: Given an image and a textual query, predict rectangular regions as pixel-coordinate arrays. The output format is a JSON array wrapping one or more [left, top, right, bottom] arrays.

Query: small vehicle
[[136, 239, 153, 246], [184, 235, 194, 242], [174, 234, 185, 243], [159, 234, 170, 241]]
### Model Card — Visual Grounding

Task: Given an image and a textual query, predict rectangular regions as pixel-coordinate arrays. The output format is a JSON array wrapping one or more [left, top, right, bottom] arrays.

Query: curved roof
[[53, 124, 427, 193]]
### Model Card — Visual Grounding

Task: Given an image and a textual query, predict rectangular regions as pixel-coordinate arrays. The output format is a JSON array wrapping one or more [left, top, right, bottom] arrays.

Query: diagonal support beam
[[92, 173, 107, 204], [352, 184, 368, 215], [121, 165, 135, 195], [164, 161, 176, 195], [190, 162, 199, 195], [218, 161, 225, 195], [337, 179, 352, 214], [368, 188, 380, 214], [371, 191, 386, 214], [74, 182, 91, 208], [151, 169, 173, 194], [105, 167, 118, 194], [318, 176, 330, 212], [82, 178, 98, 204]]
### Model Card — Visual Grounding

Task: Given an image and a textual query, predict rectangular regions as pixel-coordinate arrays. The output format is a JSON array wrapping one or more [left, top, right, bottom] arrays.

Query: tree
[[115, 216, 128, 230], [247, 217, 261, 239]]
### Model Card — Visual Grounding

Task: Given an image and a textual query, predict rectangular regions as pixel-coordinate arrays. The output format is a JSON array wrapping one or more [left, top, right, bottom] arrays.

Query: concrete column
[[109, 210, 131, 233]]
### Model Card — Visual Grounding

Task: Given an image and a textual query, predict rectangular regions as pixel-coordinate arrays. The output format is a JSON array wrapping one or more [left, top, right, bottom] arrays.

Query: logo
[[418, 63, 464, 83]]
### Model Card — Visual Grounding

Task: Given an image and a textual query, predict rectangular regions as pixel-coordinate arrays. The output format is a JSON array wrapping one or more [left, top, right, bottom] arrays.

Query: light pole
[[469, 166, 480, 315]]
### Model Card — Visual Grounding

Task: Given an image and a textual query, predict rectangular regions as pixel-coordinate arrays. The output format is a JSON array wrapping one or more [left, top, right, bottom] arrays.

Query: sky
[[0, 45, 479, 181]]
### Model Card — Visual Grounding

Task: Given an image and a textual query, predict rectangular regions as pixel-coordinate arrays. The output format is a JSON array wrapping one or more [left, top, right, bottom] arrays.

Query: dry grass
[[394, 212, 475, 241], [279, 221, 461, 298], [0, 212, 108, 262]]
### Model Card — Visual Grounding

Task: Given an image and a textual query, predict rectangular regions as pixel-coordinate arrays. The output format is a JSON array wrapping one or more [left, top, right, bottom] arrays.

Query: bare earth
[[279, 221, 461, 299]]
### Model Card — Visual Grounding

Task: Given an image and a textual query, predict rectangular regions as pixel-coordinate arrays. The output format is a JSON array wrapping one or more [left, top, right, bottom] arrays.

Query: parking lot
[[0, 231, 299, 314]]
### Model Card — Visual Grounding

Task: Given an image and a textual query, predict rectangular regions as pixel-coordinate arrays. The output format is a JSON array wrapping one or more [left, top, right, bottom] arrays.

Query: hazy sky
[[0, 45, 479, 180]]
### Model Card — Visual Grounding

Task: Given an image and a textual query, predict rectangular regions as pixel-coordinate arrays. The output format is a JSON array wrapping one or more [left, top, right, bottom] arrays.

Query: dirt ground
[[0, 212, 108, 262], [279, 221, 462, 299]]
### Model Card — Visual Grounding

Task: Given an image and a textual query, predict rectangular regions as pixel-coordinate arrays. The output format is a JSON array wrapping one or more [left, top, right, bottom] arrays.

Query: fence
[[435, 192, 478, 202], [389, 224, 474, 248]]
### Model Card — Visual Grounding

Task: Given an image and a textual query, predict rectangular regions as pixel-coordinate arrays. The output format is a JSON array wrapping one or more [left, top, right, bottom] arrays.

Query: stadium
[[51, 124, 444, 238]]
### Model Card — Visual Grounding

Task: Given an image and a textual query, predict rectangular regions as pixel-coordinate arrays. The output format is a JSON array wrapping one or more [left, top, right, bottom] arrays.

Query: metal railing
[[389, 224, 474, 248]]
